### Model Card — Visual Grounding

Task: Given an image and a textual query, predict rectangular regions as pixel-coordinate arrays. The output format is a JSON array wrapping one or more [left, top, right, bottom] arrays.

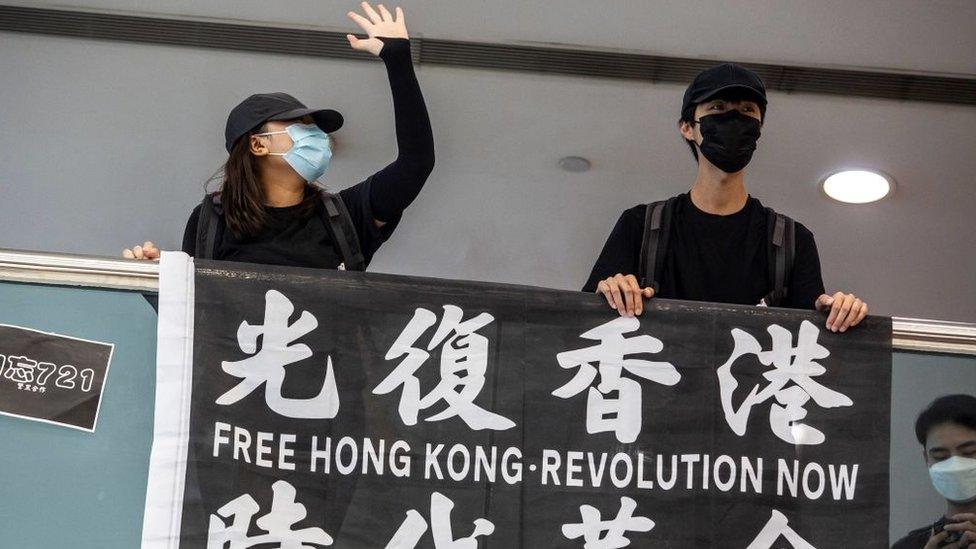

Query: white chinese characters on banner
[[216, 290, 340, 419], [207, 479, 333, 549], [384, 491, 495, 549], [717, 320, 852, 445], [374, 305, 515, 431], [745, 509, 817, 549], [552, 317, 681, 443], [561, 496, 655, 548]]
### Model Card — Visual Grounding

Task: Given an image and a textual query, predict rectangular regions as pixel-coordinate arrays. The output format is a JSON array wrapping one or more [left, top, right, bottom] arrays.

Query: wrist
[[378, 37, 411, 60]]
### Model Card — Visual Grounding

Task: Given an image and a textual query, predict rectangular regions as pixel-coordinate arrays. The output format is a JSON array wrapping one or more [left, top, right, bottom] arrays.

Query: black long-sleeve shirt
[[582, 193, 826, 310], [181, 38, 433, 269]]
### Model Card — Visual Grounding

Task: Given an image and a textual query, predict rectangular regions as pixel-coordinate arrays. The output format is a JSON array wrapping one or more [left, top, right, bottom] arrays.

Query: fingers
[[847, 298, 868, 329], [945, 520, 976, 533], [361, 1, 383, 24], [346, 33, 364, 50], [596, 275, 653, 317], [346, 11, 374, 34], [832, 293, 856, 332], [627, 276, 645, 316], [607, 277, 625, 316], [945, 522, 976, 547], [814, 293, 833, 312], [627, 276, 648, 315], [824, 293, 867, 333], [394, 6, 404, 23], [612, 274, 633, 317], [142, 241, 160, 260], [824, 291, 845, 332], [596, 280, 616, 310], [123, 241, 160, 261], [377, 3, 394, 22], [923, 530, 947, 549]]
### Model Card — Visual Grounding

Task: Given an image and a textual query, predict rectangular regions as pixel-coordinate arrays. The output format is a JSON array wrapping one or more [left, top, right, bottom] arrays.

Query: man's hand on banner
[[815, 292, 868, 333], [346, 2, 409, 57], [596, 273, 655, 317], [122, 240, 160, 261]]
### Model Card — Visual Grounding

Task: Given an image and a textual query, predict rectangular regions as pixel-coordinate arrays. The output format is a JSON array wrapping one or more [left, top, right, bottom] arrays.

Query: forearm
[[369, 38, 435, 221]]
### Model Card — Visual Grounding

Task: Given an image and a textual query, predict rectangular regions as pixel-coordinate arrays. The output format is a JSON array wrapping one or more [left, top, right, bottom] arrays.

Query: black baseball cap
[[224, 92, 343, 152], [681, 63, 767, 119]]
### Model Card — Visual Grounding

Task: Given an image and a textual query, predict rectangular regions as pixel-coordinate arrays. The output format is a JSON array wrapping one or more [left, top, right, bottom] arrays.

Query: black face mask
[[695, 110, 762, 173]]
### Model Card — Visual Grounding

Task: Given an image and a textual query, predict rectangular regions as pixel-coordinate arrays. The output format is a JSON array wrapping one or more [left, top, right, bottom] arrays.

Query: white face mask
[[929, 455, 976, 503]]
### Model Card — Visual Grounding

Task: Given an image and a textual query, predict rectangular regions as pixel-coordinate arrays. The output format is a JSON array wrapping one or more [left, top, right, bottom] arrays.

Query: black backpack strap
[[319, 190, 365, 271], [195, 194, 221, 260], [763, 207, 795, 307], [638, 197, 677, 292]]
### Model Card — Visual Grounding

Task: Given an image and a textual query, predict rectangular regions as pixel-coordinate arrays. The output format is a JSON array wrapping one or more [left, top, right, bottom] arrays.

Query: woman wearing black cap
[[125, 2, 433, 272]]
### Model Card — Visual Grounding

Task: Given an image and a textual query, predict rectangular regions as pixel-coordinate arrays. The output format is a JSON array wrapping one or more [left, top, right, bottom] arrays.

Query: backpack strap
[[762, 207, 795, 307], [195, 194, 221, 260], [638, 197, 678, 292], [318, 190, 365, 272]]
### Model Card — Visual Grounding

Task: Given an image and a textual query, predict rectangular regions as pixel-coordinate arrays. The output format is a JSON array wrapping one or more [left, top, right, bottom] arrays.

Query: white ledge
[[0, 248, 159, 292], [1, 248, 973, 355]]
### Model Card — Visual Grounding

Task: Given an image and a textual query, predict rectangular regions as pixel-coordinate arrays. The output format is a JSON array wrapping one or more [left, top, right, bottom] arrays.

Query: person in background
[[893, 394, 976, 548], [125, 2, 433, 273], [583, 63, 868, 333]]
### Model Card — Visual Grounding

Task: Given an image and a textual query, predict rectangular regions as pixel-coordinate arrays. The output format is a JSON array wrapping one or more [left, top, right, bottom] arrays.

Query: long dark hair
[[216, 126, 320, 239]]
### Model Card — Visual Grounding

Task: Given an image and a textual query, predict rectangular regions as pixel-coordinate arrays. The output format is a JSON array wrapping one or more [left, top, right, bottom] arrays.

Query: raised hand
[[346, 2, 409, 57]]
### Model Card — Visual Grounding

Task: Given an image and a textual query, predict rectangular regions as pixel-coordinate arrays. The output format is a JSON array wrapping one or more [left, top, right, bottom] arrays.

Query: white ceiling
[[0, 1, 974, 322]]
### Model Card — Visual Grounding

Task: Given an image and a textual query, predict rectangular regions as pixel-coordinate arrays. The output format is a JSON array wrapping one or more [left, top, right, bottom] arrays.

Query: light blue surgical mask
[[254, 123, 332, 182]]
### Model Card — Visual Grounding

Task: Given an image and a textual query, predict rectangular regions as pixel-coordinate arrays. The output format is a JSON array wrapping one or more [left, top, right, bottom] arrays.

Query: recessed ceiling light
[[821, 170, 893, 204], [558, 156, 591, 173]]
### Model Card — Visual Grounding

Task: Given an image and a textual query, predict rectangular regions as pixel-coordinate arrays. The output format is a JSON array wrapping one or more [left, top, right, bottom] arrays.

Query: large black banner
[[144, 257, 891, 548]]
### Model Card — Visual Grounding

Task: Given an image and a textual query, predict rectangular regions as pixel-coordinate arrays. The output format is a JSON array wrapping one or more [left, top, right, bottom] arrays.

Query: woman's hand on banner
[[346, 2, 408, 57], [816, 291, 868, 333], [596, 274, 655, 317], [122, 241, 160, 261]]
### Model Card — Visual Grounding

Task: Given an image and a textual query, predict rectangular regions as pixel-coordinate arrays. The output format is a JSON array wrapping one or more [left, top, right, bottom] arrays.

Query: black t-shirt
[[891, 516, 946, 548], [582, 193, 825, 310], [181, 179, 395, 269]]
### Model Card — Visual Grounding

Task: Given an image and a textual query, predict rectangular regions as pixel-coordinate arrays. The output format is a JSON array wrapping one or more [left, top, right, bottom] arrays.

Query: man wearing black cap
[[583, 63, 868, 333]]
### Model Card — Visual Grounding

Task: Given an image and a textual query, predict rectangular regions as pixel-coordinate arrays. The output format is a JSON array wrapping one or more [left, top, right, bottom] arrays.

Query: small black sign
[[0, 324, 114, 432]]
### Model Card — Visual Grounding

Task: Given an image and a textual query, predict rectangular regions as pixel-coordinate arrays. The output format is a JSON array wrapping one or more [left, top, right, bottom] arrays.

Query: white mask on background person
[[929, 455, 976, 502]]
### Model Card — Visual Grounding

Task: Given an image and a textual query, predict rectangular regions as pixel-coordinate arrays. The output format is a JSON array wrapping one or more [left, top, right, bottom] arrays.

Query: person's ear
[[250, 134, 269, 156], [678, 119, 696, 141]]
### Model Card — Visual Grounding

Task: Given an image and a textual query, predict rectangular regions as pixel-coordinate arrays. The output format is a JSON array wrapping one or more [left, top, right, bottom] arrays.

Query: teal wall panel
[[0, 282, 157, 548]]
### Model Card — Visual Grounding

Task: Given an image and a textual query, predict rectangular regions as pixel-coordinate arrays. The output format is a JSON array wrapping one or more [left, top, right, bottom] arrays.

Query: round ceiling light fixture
[[558, 156, 591, 173], [821, 169, 893, 204]]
